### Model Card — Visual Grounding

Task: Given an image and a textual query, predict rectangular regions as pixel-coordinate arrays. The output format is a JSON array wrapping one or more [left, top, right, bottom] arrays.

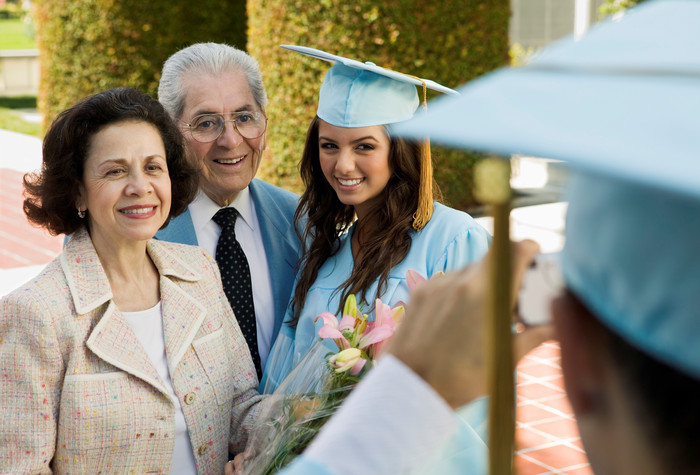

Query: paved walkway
[[477, 206, 591, 474], [0, 128, 590, 474], [0, 129, 63, 296]]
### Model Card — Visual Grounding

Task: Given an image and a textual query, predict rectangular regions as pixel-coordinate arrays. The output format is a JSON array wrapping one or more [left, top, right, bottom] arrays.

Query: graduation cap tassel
[[475, 157, 515, 475], [412, 80, 434, 231]]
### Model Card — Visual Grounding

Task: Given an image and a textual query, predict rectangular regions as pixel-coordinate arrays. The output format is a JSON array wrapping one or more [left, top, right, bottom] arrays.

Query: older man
[[156, 43, 302, 379]]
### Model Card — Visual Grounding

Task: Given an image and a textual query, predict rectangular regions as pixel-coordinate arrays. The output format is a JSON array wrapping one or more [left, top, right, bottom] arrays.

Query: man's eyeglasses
[[181, 111, 267, 143]]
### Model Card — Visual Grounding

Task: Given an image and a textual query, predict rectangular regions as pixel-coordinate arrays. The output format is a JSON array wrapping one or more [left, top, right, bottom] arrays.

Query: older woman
[[0, 88, 263, 473]]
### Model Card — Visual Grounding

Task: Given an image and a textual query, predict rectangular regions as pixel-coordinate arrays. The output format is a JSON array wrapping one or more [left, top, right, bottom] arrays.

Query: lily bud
[[328, 348, 363, 373]]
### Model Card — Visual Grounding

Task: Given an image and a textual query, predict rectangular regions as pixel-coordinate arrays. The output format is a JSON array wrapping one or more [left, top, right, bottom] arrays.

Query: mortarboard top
[[281, 45, 457, 128], [281, 44, 457, 128], [282, 44, 458, 230], [391, 0, 700, 379]]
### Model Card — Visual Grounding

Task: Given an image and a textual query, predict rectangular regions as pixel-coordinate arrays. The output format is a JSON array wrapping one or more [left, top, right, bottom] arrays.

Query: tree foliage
[[33, 0, 247, 130], [33, 0, 511, 209], [598, 0, 642, 19]]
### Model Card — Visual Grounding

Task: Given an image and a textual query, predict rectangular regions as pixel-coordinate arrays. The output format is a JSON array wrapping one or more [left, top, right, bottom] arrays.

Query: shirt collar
[[189, 187, 255, 233]]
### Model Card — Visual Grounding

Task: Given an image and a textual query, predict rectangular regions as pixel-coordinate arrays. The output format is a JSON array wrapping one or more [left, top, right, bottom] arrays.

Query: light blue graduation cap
[[282, 44, 458, 230], [392, 0, 700, 379], [281, 44, 457, 127]]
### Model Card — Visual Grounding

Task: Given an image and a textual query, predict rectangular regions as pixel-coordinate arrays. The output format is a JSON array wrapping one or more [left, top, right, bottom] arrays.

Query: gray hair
[[157, 42, 268, 121]]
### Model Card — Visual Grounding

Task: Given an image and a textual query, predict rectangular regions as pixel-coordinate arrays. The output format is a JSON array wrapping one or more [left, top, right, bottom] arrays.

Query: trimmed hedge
[[248, 0, 510, 211], [0, 0, 23, 19], [599, 0, 641, 18], [33, 0, 247, 130]]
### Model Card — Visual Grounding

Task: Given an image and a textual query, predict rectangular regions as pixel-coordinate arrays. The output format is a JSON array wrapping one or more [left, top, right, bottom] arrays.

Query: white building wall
[[0, 49, 39, 96], [510, 0, 608, 48]]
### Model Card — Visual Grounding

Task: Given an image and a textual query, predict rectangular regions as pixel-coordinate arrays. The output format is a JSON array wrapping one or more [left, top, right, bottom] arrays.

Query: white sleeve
[[302, 354, 458, 475]]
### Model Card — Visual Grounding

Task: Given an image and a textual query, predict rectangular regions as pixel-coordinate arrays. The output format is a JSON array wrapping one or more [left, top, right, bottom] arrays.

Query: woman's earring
[[77, 209, 86, 219]]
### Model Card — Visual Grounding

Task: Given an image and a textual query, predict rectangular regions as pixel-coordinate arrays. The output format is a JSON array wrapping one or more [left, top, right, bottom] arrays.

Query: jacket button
[[184, 392, 196, 405], [198, 443, 208, 456]]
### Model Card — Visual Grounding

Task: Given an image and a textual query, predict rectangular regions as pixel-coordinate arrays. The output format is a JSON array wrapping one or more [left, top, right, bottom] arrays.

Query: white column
[[574, 0, 592, 39]]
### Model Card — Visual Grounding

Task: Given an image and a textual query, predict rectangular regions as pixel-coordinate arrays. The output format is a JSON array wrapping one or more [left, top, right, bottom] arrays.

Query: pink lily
[[391, 304, 405, 325], [349, 357, 367, 375], [406, 269, 428, 293], [338, 314, 356, 332], [315, 312, 350, 350], [359, 299, 402, 357], [343, 294, 369, 337], [358, 324, 394, 351]]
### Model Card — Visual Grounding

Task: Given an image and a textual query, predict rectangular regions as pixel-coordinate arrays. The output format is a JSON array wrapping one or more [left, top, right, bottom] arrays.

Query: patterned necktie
[[212, 208, 262, 379]]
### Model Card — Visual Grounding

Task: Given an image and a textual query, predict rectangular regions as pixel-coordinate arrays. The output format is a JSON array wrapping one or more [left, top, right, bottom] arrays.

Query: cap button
[[365, 61, 376, 66]]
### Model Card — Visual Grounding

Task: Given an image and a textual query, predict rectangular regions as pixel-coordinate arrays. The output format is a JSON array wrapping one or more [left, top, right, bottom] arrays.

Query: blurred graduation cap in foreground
[[393, 0, 700, 198], [391, 0, 700, 472]]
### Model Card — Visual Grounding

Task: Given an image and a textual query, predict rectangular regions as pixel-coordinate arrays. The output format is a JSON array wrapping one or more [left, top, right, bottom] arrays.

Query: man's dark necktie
[[212, 208, 262, 379]]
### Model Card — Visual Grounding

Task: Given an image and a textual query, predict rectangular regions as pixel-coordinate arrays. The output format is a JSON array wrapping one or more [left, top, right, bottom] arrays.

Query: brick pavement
[[0, 167, 62, 271]]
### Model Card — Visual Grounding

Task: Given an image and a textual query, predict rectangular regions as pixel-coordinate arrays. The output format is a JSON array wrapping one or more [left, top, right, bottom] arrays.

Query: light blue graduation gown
[[261, 202, 491, 474]]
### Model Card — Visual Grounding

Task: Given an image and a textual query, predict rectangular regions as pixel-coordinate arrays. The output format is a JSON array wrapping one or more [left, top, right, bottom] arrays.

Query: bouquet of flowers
[[240, 292, 407, 474]]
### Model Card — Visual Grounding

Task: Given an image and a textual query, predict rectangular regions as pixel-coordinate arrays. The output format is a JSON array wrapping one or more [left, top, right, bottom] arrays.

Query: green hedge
[[33, 0, 247, 130], [248, 0, 510, 211], [0, 1, 23, 19]]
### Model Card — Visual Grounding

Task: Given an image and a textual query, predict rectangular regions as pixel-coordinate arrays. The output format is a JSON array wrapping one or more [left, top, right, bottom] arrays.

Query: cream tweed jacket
[[0, 227, 265, 474]]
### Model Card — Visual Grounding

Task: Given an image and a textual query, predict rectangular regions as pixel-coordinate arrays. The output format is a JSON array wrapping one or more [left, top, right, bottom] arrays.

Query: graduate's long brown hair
[[289, 116, 440, 326]]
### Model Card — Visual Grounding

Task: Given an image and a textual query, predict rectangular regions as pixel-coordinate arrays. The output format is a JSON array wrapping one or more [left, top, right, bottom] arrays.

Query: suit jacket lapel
[[159, 278, 206, 376], [146, 240, 205, 377], [62, 228, 113, 314], [86, 301, 169, 396], [62, 229, 167, 395], [63, 229, 204, 401]]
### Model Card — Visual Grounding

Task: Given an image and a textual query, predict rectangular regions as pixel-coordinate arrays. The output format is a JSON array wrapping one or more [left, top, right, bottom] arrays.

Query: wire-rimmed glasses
[[181, 111, 267, 143]]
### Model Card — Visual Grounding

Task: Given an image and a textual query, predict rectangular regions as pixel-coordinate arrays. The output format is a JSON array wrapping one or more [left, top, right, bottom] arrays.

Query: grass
[[0, 19, 39, 135], [0, 95, 40, 137], [0, 107, 41, 136], [0, 18, 37, 50]]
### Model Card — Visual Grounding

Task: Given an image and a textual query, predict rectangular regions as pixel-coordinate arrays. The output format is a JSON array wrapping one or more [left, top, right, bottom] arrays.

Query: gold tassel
[[412, 80, 434, 231]]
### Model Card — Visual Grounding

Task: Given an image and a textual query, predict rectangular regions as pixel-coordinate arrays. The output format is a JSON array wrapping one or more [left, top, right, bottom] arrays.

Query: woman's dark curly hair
[[289, 116, 440, 326], [23, 87, 198, 236]]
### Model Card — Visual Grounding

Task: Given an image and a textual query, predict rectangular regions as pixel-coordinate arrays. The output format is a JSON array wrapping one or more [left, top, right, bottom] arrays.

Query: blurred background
[[1, 0, 636, 209]]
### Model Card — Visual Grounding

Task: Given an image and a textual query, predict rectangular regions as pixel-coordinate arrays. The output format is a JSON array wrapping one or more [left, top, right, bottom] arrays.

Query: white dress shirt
[[187, 189, 275, 369], [122, 303, 198, 474]]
